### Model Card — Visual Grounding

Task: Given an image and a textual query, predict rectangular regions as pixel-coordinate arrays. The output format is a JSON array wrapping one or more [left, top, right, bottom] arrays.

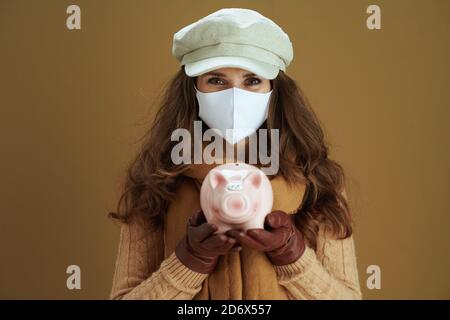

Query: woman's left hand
[[226, 210, 306, 266]]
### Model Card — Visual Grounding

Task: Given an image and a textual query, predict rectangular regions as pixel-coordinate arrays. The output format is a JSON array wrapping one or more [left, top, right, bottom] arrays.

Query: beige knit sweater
[[109, 209, 362, 300]]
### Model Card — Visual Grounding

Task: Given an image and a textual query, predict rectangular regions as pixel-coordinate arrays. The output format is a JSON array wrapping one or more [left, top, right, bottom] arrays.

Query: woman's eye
[[246, 78, 261, 86], [207, 77, 226, 85]]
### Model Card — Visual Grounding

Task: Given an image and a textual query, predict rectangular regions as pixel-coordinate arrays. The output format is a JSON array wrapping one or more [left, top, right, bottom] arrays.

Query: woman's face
[[195, 67, 272, 93]]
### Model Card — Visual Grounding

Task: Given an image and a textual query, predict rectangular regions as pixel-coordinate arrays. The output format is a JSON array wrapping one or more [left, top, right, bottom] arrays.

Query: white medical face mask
[[195, 85, 272, 145]]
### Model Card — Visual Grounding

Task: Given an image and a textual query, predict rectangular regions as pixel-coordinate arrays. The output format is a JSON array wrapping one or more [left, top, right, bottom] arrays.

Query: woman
[[109, 8, 362, 300]]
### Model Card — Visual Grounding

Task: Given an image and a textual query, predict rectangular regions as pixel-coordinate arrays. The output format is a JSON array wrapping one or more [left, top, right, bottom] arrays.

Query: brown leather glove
[[175, 209, 241, 274], [225, 210, 306, 266]]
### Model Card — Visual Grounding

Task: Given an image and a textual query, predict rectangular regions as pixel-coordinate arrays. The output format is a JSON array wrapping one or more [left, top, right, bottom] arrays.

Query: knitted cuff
[[160, 252, 208, 292], [273, 245, 317, 281]]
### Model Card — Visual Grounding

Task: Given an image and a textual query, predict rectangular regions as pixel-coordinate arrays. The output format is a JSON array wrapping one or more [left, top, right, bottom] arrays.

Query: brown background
[[0, 0, 449, 299]]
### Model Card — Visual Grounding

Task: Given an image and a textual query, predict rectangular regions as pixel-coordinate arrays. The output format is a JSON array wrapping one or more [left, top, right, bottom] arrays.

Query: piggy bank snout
[[220, 194, 250, 221]]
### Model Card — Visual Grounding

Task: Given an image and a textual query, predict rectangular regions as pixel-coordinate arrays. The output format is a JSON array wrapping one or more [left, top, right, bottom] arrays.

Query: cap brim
[[184, 56, 280, 80]]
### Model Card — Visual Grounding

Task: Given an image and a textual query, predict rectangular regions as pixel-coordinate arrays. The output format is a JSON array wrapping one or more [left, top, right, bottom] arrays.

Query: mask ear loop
[[192, 75, 200, 92], [193, 83, 206, 94]]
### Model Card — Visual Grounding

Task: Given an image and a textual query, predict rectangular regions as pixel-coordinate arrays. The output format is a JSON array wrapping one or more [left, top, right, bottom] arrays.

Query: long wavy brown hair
[[109, 66, 353, 250]]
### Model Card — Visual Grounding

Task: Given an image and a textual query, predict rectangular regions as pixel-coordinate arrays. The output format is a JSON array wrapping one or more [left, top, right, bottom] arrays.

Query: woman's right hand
[[175, 210, 241, 274]]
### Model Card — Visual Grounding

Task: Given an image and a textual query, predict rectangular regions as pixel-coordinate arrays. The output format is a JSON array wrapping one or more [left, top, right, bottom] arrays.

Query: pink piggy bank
[[200, 163, 273, 234]]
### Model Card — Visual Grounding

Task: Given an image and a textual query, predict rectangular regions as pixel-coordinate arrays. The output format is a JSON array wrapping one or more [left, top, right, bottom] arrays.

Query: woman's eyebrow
[[204, 72, 226, 77], [204, 72, 257, 77]]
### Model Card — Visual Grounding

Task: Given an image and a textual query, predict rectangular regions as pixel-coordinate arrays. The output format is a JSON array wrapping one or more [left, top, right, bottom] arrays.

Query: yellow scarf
[[162, 159, 306, 299]]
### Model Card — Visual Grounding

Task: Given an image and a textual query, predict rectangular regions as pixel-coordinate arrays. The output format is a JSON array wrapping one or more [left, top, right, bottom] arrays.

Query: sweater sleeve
[[274, 228, 362, 300], [109, 211, 208, 300]]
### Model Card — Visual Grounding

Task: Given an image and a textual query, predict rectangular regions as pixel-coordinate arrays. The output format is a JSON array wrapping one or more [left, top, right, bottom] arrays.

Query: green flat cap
[[172, 8, 294, 80]]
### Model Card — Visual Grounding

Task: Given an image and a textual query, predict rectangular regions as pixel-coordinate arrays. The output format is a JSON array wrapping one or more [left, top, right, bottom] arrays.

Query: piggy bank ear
[[244, 171, 262, 189], [209, 171, 228, 189]]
